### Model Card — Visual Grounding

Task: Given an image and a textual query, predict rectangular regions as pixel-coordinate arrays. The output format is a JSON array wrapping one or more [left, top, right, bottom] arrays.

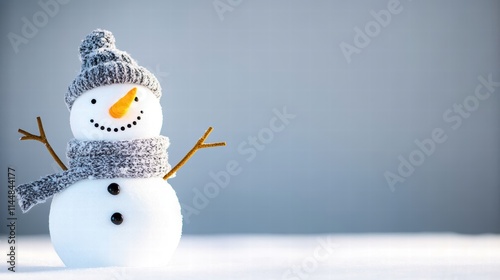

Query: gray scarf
[[16, 136, 171, 213]]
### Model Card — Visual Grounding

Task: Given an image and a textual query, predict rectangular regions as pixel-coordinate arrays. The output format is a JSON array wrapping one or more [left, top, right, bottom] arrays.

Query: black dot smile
[[90, 111, 144, 132]]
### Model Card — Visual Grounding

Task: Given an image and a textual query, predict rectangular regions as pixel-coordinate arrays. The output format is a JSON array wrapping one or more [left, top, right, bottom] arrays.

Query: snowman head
[[66, 29, 163, 141], [70, 83, 163, 140]]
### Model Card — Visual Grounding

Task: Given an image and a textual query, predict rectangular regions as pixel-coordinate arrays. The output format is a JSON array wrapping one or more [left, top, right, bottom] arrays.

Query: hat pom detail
[[66, 29, 161, 110], [79, 29, 116, 59]]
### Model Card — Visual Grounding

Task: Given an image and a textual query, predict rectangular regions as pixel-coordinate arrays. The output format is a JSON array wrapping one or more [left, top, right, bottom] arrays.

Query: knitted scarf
[[16, 136, 171, 213]]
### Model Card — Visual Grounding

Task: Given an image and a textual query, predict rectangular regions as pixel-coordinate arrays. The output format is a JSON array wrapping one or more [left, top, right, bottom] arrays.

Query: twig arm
[[163, 127, 226, 180], [18, 116, 68, 171]]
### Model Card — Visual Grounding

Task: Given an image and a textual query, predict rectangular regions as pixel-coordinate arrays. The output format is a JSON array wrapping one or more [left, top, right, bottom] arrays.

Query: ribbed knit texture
[[65, 29, 161, 110]]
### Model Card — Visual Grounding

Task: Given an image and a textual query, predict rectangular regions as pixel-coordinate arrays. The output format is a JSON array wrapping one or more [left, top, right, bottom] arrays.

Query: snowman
[[15, 29, 225, 268]]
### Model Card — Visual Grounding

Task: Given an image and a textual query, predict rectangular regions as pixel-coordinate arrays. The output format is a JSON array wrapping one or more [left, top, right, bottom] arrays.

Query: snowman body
[[49, 178, 181, 267], [48, 83, 182, 267]]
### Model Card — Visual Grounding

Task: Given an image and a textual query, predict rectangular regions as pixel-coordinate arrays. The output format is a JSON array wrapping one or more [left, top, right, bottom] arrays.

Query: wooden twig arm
[[163, 127, 226, 180], [18, 116, 68, 171]]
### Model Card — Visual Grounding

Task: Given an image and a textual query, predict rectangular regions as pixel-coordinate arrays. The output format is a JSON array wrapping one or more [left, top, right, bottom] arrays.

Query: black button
[[107, 183, 120, 195], [111, 212, 123, 225]]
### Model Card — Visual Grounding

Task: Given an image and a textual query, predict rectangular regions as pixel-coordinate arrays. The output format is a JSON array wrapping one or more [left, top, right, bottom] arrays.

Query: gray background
[[1, 0, 499, 235]]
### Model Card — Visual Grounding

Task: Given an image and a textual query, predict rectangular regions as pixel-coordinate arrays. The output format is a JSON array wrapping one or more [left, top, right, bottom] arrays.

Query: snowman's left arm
[[18, 116, 68, 171], [163, 127, 225, 180]]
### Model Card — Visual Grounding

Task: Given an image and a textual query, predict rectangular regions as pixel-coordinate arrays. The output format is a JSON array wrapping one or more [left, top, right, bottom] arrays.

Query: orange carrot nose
[[109, 87, 137, 118]]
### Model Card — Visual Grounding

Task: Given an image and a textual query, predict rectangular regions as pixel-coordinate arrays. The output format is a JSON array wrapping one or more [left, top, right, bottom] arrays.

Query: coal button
[[111, 212, 123, 225], [107, 183, 120, 195]]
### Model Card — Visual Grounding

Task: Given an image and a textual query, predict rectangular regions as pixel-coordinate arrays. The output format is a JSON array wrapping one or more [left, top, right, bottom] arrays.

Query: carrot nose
[[109, 87, 137, 118]]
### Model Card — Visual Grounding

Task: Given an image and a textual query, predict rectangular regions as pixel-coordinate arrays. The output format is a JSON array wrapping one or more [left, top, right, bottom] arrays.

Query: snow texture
[[2, 234, 500, 280]]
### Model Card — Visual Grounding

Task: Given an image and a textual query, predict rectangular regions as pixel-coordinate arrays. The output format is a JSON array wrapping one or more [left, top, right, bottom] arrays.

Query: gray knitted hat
[[65, 29, 161, 110]]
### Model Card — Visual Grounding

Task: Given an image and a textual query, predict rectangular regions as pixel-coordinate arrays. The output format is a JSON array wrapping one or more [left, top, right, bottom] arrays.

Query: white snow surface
[[1, 233, 499, 279]]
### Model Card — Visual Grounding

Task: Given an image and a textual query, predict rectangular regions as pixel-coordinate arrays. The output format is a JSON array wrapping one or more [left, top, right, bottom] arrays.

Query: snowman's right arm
[[163, 127, 225, 180], [18, 116, 68, 171]]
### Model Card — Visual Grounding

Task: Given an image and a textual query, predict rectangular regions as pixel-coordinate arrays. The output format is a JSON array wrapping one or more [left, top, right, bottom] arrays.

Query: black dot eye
[[111, 212, 123, 225], [91, 99, 97, 104], [134, 97, 139, 102], [107, 183, 120, 195]]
